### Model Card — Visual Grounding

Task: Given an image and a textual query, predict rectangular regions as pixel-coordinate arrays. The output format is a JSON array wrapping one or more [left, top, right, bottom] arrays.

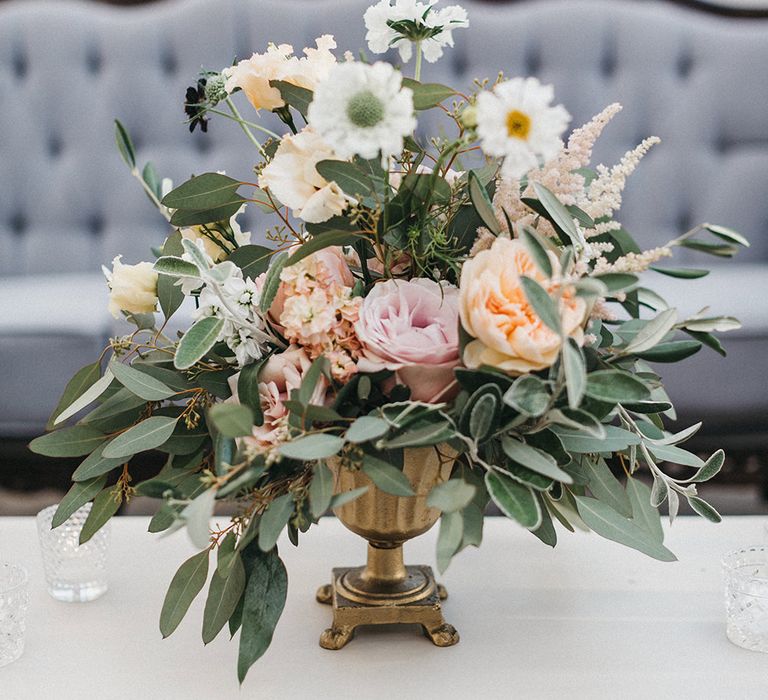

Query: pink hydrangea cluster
[[275, 247, 362, 382]]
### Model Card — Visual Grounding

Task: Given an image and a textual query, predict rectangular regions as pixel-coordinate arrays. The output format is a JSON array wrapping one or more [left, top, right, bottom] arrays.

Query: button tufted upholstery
[[1, 0, 766, 440]]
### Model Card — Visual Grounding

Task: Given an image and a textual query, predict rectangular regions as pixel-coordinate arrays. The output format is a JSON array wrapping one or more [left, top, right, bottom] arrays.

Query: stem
[[414, 40, 423, 82], [131, 168, 169, 221], [203, 107, 281, 140], [225, 97, 267, 157]]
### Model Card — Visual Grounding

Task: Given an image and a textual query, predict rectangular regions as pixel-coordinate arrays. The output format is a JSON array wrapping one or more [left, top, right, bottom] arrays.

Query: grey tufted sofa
[[0, 0, 766, 445]]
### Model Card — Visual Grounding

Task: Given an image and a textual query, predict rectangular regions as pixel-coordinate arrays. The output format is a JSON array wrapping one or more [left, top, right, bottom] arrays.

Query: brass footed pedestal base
[[316, 546, 459, 650]]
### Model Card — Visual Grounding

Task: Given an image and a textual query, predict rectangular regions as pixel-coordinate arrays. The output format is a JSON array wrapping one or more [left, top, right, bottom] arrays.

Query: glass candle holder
[[36, 503, 109, 603], [0, 563, 29, 667], [723, 545, 768, 654]]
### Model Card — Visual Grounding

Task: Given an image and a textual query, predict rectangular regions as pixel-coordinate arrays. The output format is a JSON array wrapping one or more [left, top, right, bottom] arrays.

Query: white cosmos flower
[[364, 0, 468, 64], [476, 77, 571, 180], [307, 61, 415, 161]]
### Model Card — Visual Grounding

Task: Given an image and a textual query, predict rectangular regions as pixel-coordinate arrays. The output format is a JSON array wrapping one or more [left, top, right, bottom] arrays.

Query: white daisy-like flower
[[364, 0, 468, 64], [307, 61, 415, 161], [476, 77, 571, 180]]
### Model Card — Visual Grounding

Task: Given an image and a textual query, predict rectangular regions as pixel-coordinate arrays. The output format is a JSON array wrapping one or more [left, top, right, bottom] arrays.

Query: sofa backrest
[[1, 0, 766, 276]]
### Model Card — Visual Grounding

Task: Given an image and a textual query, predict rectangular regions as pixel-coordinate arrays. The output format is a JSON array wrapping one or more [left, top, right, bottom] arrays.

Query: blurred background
[[0, 0, 766, 516]]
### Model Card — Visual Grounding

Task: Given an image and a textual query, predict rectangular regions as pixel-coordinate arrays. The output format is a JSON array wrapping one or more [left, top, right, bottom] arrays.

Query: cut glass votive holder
[[723, 545, 768, 654], [0, 563, 29, 667], [36, 503, 109, 603]]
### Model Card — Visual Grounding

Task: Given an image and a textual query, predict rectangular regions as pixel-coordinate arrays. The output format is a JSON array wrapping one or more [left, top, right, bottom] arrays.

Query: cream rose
[[459, 237, 587, 373], [105, 256, 158, 319], [259, 128, 347, 224], [223, 35, 337, 112]]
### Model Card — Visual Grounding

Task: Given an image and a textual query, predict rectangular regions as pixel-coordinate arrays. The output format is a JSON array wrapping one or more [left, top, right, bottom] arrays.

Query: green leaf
[[382, 420, 455, 449], [52, 475, 108, 529], [584, 370, 650, 403], [72, 442, 128, 482], [594, 273, 638, 293], [297, 356, 329, 406], [329, 486, 369, 509], [547, 408, 607, 439], [531, 182, 579, 246], [647, 443, 704, 468], [584, 457, 632, 517], [278, 434, 344, 461], [174, 317, 225, 370], [53, 369, 114, 426], [309, 462, 334, 519], [687, 449, 725, 483], [157, 270, 186, 322], [79, 488, 121, 544], [687, 496, 722, 523], [237, 548, 288, 683], [237, 356, 270, 426], [562, 338, 586, 409], [553, 425, 640, 453], [401, 78, 456, 109], [622, 309, 677, 354], [162, 172, 241, 210], [361, 454, 415, 496], [574, 496, 676, 561], [345, 416, 389, 443], [102, 416, 178, 458], [650, 266, 709, 280], [503, 375, 550, 417], [154, 256, 200, 279], [468, 170, 500, 235], [703, 223, 750, 248], [485, 471, 541, 529], [636, 340, 701, 363], [315, 160, 375, 198], [436, 511, 464, 574], [159, 549, 210, 638], [531, 495, 558, 547], [625, 478, 663, 542], [520, 276, 561, 334], [269, 79, 313, 117], [30, 425, 106, 458], [208, 404, 254, 438], [258, 494, 294, 552], [520, 226, 553, 277], [81, 388, 147, 424], [216, 532, 238, 575], [47, 362, 101, 430], [427, 479, 476, 513], [182, 489, 217, 549], [501, 437, 573, 484], [259, 252, 289, 313], [681, 316, 741, 333], [467, 390, 499, 442], [227, 245, 274, 280], [114, 119, 136, 168], [285, 230, 359, 271], [460, 502, 485, 549], [110, 359, 176, 401], [203, 554, 246, 645]]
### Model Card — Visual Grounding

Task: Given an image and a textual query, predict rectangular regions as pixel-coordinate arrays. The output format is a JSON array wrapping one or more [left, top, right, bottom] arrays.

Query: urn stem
[[362, 542, 407, 586]]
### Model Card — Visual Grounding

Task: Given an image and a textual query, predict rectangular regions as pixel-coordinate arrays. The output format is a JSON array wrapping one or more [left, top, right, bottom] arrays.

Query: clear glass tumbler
[[0, 563, 29, 667], [36, 503, 109, 602], [723, 545, 768, 654]]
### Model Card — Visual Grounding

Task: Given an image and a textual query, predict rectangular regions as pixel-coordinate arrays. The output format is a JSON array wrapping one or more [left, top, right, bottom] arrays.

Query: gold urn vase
[[316, 445, 460, 650]]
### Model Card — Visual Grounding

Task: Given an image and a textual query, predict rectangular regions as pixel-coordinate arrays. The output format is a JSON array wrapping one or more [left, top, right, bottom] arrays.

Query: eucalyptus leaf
[[436, 510, 464, 574], [520, 276, 561, 334], [468, 170, 500, 235], [625, 477, 664, 542], [161, 172, 241, 210], [485, 471, 541, 530], [362, 454, 415, 496], [110, 359, 176, 401], [159, 549, 210, 638], [501, 437, 573, 484], [562, 338, 586, 409], [182, 489, 217, 549], [47, 361, 102, 430], [269, 79, 313, 117], [174, 317, 225, 370], [258, 494, 294, 551], [52, 475, 107, 529], [209, 404, 254, 438], [29, 425, 106, 458], [114, 119, 136, 168], [102, 416, 178, 458], [202, 554, 246, 645], [531, 182, 579, 246], [53, 369, 114, 426], [427, 479, 476, 513], [622, 309, 677, 354], [309, 462, 334, 518], [79, 488, 121, 545], [346, 416, 389, 443], [278, 434, 344, 461], [584, 370, 650, 403], [583, 457, 632, 517], [72, 442, 129, 482], [329, 486, 369, 509]]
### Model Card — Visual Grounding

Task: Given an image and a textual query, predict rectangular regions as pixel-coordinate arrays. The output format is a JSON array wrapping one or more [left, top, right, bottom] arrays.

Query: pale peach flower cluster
[[276, 248, 362, 381], [223, 35, 337, 112]]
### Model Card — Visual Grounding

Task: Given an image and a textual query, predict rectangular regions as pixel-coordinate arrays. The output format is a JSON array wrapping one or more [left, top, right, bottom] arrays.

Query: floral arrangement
[[31, 0, 748, 681]]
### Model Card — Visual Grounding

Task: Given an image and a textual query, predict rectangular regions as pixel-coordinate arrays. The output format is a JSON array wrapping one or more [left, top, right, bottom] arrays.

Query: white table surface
[[0, 515, 766, 700]]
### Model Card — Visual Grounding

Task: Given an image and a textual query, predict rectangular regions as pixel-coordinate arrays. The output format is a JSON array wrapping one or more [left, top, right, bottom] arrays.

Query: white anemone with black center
[[307, 60, 416, 161]]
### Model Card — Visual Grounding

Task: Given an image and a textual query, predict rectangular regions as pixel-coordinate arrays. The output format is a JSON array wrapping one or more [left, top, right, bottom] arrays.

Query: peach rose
[[459, 237, 587, 373], [227, 345, 328, 448], [355, 278, 460, 402]]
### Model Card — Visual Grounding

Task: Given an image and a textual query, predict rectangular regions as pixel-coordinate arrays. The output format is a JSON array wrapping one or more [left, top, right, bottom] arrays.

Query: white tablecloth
[[0, 515, 766, 699]]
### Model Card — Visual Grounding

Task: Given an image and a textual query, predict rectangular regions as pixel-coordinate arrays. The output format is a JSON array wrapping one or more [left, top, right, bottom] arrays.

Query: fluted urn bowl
[[318, 444, 460, 649]]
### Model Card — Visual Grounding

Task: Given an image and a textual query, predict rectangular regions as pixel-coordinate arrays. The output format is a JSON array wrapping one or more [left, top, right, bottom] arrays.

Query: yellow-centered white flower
[[476, 77, 571, 181], [259, 128, 348, 224], [307, 61, 415, 161]]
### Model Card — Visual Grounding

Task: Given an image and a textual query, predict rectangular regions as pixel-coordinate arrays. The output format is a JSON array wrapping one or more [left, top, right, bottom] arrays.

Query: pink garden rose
[[354, 278, 460, 402], [228, 345, 328, 448]]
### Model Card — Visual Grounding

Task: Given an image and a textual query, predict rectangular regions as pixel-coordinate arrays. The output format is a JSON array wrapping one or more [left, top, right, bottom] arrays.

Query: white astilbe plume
[[592, 246, 672, 275], [583, 136, 660, 221]]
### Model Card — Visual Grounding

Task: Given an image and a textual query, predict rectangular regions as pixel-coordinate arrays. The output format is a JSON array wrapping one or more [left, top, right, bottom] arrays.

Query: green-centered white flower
[[307, 61, 415, 161], [476, 77, 571, 180]]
